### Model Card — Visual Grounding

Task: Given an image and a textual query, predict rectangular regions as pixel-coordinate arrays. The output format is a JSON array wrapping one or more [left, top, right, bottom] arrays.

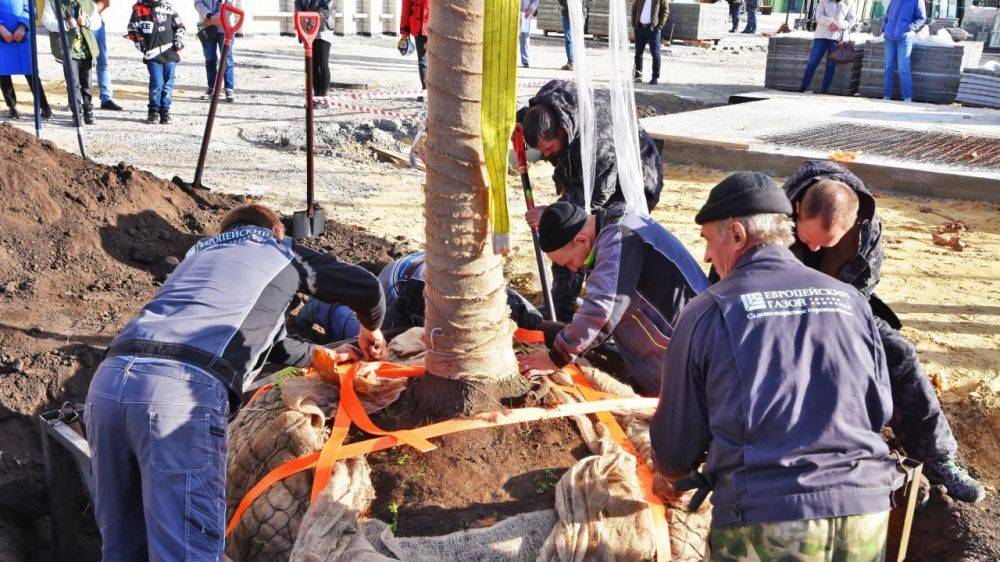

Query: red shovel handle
[[295, 12, 321, 55], [220, 3, 245, 44], [512, 124, 528, 171]]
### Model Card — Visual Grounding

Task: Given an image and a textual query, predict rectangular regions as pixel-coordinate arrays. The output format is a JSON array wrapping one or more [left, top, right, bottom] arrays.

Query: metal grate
[[760, 123, 1000, 173]]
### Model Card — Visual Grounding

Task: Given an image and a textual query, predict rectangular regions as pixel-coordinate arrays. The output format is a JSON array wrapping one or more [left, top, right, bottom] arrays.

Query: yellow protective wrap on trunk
[[481, 0, 518, 255]]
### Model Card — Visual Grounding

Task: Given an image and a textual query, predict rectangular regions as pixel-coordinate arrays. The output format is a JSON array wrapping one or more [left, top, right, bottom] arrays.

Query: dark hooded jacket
[[527, 79, 663, 213], [782, 160, 883, 297]]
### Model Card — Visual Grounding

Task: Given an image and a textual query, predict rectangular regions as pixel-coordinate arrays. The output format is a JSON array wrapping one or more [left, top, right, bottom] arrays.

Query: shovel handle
[[295, 12, 321, 55], [220, 3, 244, 44]]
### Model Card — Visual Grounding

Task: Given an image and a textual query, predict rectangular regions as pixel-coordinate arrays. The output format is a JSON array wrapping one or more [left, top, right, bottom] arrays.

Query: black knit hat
[[538, 201, 588, 252], [695, 171, 792, 225]]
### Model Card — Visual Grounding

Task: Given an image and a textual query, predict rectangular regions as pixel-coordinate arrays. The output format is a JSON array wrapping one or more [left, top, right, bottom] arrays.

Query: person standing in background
[[881, 0, 925, 101], [742, 0, 758, 33], [0, 0, 53, 119], [558, 0, 573, 70], [798, 0, 854, 94], [631, 0, 668, 85], [295, 0, 333, 108], [727, 0, 743, 32], [43, 0, 100, 124], [195, 0, 236, 102], [399, 0, 428, 93], [519, 0, 539, 68], [93, 0, 123, 111]]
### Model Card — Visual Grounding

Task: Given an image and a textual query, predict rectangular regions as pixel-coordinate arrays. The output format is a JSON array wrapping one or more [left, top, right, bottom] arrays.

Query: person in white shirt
[[631, 0, 668, 84], [519, 0, 539, 67]]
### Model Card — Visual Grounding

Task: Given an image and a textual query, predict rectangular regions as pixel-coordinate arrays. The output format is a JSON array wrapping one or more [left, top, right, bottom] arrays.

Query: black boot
[[159, 110, 171, 125], [7, 107, 18, 120], [146, 109, 159, 124], [41, 106, 53, 120], [83, 110, 94, 125]]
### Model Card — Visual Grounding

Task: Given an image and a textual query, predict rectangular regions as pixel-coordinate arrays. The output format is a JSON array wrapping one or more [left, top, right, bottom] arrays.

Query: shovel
[[512, 124, 556, 322], [172, 3, 244, 194], [53, 0, 87, 158], [291, 12, 324, 239]]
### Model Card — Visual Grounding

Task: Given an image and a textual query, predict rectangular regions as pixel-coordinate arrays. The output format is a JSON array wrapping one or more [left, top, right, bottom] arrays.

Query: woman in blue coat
[[0, 0, 51, 119]]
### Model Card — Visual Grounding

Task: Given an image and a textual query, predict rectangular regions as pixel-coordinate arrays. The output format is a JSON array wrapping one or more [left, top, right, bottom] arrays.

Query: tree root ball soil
[[0, 123, 414, 562], [367, 410, 591, 538]]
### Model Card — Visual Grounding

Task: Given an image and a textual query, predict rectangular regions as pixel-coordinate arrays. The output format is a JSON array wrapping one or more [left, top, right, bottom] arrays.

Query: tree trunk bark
[[411, 0, 529, 419]]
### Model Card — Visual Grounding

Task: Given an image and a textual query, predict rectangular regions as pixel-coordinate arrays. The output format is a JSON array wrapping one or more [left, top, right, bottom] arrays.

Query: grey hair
[[715, 213, 795, 248]]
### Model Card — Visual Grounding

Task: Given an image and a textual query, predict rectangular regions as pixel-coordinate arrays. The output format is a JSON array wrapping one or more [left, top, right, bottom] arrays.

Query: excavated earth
[[1, 121, 998, 561]]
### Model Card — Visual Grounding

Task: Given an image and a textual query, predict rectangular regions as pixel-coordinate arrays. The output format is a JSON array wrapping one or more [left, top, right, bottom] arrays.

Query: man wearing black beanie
[[650, 171, 899, 558], [518, 201, 708, 395]]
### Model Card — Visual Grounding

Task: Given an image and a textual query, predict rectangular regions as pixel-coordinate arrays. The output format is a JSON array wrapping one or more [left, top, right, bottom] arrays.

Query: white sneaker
[[200, 89, 213, 100], [225, 89, 234, 103]]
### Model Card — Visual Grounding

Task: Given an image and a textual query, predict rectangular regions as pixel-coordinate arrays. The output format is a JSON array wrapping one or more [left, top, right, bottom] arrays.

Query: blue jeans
[[147, 61, 177, 111], [743, 0, 758, 32], [85, 356, 229, 562], [728, 1, 741, 30], [95, 24, 112, 102], [799, 38, 837, 93], [203, 33, 235, 91], [561, 14, 574, 64], [520, 31, 530, 65], [883, 34, 914, 101]]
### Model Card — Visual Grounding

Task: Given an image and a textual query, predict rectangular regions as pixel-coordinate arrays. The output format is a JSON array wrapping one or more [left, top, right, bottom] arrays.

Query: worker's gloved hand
[[358, 327, 388, 361]]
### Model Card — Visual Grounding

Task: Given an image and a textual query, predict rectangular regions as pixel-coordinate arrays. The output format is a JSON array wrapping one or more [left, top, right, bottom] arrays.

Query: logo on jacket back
[[740, 292, 767, 312], [740, 287, 853, 319]]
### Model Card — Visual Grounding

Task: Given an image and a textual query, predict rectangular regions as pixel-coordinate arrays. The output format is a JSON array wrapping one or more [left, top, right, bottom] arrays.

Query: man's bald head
[[795, 180, 859, 252]]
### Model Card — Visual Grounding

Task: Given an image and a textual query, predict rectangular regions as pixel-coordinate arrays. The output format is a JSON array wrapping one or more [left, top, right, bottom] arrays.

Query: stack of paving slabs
[[765, 34, 864, 95], [928, 18, 959, 34], [956, 66, 1000, 109], [586, 0, 635, 36], [859, 40, 983, 103], [960, 6, 998, 43], [663, 2, 729, 43], [537, 0, 590, 34]]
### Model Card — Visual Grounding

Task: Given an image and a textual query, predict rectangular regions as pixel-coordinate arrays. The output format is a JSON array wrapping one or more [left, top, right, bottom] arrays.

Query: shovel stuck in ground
[[512, 124, 556, 322], [172, 3, 244, 194], [291, 11, 325, 239], [52, 0, 87, 158]]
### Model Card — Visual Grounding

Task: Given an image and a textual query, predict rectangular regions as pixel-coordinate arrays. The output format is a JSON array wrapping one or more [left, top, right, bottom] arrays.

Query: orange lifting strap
[[225, 330, 670, 561]]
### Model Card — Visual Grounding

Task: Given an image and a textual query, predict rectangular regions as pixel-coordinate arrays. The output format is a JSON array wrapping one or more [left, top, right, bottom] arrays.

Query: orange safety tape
[[565, 364, 672, 561], [514, 327, 546, 345], [225, 393, 658, 537]]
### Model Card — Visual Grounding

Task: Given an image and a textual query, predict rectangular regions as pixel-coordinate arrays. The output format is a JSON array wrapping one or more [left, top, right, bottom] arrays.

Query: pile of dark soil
[[0, 123, 408, 561], [366, 391, 590, 538]]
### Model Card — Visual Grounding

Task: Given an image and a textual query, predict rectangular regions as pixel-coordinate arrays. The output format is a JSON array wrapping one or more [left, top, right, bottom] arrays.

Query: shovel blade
[[171, 176, 212, 193], [292, 206, 326, 239]]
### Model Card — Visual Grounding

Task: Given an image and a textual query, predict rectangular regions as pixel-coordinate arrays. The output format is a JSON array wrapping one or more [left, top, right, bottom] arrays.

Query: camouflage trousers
[[707, 511, 890, 562]]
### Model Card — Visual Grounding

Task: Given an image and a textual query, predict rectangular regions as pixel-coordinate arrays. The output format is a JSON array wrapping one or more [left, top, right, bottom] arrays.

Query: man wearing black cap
[[517, 201, 708, 395], [650, 172, 900, 558]]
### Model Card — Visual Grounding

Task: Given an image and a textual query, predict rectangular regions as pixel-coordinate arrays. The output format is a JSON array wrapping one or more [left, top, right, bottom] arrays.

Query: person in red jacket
[[399, 0, 428, 93]]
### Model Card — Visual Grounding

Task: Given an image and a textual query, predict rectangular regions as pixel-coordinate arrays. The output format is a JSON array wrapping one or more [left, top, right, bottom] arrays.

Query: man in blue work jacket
[[85, 204, 386, 561], [651, 172, 900, 559], [517, 201, 709, 395]]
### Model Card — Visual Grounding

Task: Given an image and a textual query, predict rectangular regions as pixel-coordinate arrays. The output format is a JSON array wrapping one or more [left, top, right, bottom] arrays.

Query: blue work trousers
[[203, 33, 235, 91], [883, 33, 914, 101], [147, 61, 177, 111], [85, 355, 229, 562], [799, 38, 837, 93]]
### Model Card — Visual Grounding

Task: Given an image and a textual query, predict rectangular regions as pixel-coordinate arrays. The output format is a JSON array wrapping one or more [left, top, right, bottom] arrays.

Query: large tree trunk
[[411, 0, 529, 418]]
